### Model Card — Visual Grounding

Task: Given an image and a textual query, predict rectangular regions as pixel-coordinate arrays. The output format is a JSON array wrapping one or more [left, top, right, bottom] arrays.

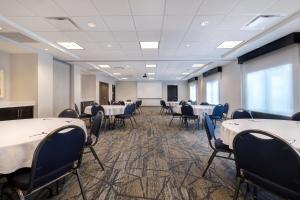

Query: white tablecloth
[[220, 119, 300, 152], [84, 105, 125, 116], [0, 118, 87, 174], [167, 101, 179, 107], [173, 105, 214, 117]]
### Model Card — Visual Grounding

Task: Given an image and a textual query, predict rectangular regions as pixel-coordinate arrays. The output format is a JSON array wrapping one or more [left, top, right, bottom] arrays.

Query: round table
[[173, 105, 214, 117], [221, 119, 300, 152], [84, 105, 125, 116], [167, 101, 179, 107], [0, 118, 87, 174]]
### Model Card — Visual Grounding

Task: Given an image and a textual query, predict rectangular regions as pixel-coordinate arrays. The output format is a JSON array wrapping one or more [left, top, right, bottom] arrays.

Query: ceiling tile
[[17, 0, 67, 17], [87, 32, 115, 42], [138, 31, 161, 41], [103, 16, 135, 31], [54, 0, 99, 16], [71, 16, 109, 31], [119, 42, 141, 50], [134, 16, 163, 31], [129, 0, 165, 15], [113, 31, 138, 42], [230, 0, 277, 15], [165, 0, 204, 15], [0, 0, 34, 16], [8, 17, 58, 31], [264, 0, 300, 15], [163, 16, 193, 31], [198, 0, 239, 15], [92, 0, 131, 15], [219, 14, 256, 29], [189, 15, 224, 30]]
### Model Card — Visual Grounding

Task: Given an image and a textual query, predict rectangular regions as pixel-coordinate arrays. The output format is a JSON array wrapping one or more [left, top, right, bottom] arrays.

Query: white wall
[[81, 74, 96, 101], [115, 80, 188, 106], [53, 59, 71, 116], [0, 50, 10, 102], [71, 64, 81, 109], [37, 53, 53, 117]]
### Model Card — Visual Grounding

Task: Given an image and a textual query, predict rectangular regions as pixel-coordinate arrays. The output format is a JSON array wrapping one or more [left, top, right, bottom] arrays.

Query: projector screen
[[137, 81, 162, 98]]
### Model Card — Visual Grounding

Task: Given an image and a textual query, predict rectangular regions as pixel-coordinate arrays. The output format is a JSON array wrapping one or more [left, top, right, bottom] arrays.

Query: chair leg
[[129, 117, 134, 128], [233, 177, 243, 200], [15, 188, 25, 200], [202, 150, 217, 177], [89, 146, 105, 171], [132, 115, 137, 124], [75, 169, 87, 200], [169, 116, 174, 126]]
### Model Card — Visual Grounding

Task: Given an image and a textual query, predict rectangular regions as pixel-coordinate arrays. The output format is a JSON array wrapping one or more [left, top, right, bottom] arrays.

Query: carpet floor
[[38, 107, 280, 200]]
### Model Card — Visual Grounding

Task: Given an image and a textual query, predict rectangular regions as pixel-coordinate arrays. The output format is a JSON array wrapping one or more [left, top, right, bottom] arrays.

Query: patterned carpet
[[1, 107, 281, 200]]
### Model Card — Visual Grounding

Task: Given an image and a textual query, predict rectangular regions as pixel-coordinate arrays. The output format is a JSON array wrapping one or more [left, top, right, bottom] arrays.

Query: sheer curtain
[[245, 64, 293, 115], [206, 79, 219, 105], [189, 81, 197, 101]]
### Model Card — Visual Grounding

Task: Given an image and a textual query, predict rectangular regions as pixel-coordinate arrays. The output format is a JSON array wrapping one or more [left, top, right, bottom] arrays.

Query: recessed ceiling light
[[98, 65, 111, 68], [87, 22, 96, 28], [201, 21, 209, 26], [44, 48, 48, 51], [148, 72, 155, 75], [182, 72, 189, 75], [140, 41, 159, 49], [146, 64, 156, 68], [57, 42, 84, 50], [192, 64, 205, 68], [149, 77, 155, 80], [217, 41, 243, 49], [121, 77, 128, 80], [113, 72, 121, 75], [185, 44, 191, 48], [107, 44, 112, 48], [0, 27, 3, 31]]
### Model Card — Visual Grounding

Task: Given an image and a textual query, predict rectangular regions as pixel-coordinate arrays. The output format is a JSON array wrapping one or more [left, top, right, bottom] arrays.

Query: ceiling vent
[[112, 66, 125, 70], [0, 32, 38, 43], [242, 15, 282, 30], [46, 17, 79, 31]]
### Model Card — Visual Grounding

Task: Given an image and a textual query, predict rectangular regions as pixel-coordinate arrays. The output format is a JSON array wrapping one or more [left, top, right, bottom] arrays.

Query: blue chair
[[291, 112, 300, 121], [85, 111, 105, 171], [114, 105, 135, 129], [233, 130, 300, 200], [209, 104, 225, 126], [181, 104, 199, 130], [200, 102, 209, 105], [58, 108, 79, 118], [169, 104, 182, 126], [5, 125, 87, 200], [231, 108, 253, 119], [202, 113, 234, 177], [223, 103, 229, 119]]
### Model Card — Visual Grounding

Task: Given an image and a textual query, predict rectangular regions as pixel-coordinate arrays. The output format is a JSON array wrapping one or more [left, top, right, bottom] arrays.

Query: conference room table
[[84, 105, 125, 116], [221, 119, 300, 152], [0, 118, 87, 174], [167, 101, 180, 107]]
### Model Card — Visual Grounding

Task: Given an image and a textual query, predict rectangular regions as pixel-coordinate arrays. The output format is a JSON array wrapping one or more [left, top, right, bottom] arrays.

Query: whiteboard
[[137, 82, 162, 98]]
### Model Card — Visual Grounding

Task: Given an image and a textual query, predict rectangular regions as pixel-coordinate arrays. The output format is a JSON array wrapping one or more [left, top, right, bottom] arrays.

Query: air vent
[[112, 66, 125, 70], [46, 17, 79, 31], [0, 32, 38, 43], [242, 15, 282, 30]]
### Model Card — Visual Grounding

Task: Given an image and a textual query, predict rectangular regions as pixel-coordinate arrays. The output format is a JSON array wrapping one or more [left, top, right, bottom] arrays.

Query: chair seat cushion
[[182, 115, 198, 119], [115, 114, 131, 119], [215, 138, 231, 151], [8, 168, 31, 190], [209, 115, 223, 120]]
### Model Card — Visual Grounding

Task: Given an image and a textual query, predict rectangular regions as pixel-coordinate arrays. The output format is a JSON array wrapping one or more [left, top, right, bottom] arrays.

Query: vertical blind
[[245, 64, 293, 115], [206, 79, 219, 105]]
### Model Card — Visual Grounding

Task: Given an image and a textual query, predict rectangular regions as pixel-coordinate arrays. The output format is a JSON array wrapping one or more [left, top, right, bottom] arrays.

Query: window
[[206, 80, 219, 104], [245, 64, 293, 115], [189, 83, 197, 101]]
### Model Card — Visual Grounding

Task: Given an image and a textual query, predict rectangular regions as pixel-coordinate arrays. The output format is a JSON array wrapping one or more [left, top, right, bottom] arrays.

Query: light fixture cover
[[98, 64, 111, 68], [57, 42, 83, 49], [147, 72, 155, 75], [217, 41, 243, 49], [146, 64, 156, 68], [140, 41, 159, 49], [192, 64, 205, 68]]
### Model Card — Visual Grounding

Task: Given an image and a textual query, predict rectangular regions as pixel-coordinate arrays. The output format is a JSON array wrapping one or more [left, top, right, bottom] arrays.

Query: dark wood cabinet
[[0, 106, 34, 121]]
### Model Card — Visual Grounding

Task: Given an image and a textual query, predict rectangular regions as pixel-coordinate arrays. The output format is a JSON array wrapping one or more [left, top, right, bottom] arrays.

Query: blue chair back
[[291, 112, 300, 121], [223, 103, 229, 114], [212, 104, 224, 117], [29, 125, 86, 191], [181, 104, 194, 116], [124, 105, 132, 115], [233, 130, 300, 199], [200, 102, 209, 105], [90, 111, 103, 138], [58, 109, 79, 118], [91, 105, 102, 116], [204, 113, 216, 141], [232, 109, 252, 119]]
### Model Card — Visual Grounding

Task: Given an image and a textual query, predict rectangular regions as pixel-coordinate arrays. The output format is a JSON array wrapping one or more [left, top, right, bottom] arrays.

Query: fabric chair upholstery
[[58, 108, 79, 118], [231, 109, 253, 119], [291, 112, 300, 121]]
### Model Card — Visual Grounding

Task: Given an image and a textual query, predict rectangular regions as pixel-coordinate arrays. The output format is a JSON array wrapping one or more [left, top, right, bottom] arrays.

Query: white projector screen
[[137, 81, 162, 98]]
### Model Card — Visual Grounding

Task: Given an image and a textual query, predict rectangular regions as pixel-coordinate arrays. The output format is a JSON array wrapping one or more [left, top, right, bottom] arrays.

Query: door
[[167, 85, 178, 101], [99, 82, 109, 105], [112, 85, 116, 102]]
